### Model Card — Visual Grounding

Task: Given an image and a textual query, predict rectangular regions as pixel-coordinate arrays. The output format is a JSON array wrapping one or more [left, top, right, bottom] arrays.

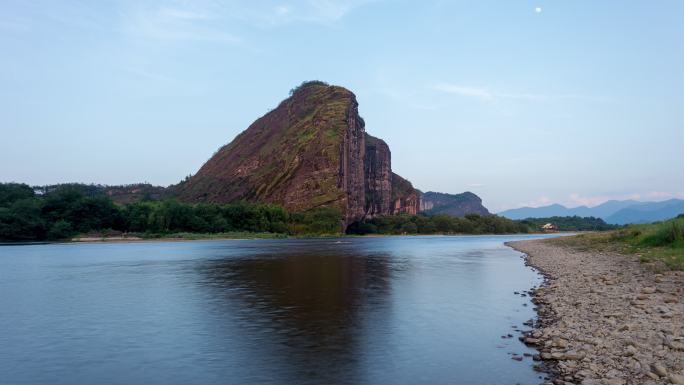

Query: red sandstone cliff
[[176, 81, 420, 227], [391, 173, 420, 215], [363, 133, 392, 217]]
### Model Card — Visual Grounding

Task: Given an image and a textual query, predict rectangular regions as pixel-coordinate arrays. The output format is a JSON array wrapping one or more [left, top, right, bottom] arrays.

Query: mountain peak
[[175, 82, 418, 227], [547, 203, 567, 209]]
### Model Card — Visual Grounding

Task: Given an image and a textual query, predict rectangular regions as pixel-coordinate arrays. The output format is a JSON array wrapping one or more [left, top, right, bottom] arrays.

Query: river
[[0, 235, 558, 384]]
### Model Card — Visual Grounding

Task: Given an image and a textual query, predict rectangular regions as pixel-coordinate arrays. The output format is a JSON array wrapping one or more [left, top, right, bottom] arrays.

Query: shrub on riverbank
[[554, 217, 684, 270]]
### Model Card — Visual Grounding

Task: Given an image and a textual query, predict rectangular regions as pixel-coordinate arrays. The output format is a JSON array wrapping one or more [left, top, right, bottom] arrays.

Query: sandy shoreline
[[508, 238, 684, 385]]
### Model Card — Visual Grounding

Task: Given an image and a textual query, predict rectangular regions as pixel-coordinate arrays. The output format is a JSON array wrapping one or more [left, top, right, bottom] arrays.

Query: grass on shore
[[552, 217, 684, 270]]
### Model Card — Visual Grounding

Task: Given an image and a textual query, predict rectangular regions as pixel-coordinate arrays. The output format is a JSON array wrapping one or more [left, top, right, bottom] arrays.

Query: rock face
[[392, 173, 420, 215], [176, 81, 420, 227], [364, 134, 392, 217], [420, 191, 489, 217]]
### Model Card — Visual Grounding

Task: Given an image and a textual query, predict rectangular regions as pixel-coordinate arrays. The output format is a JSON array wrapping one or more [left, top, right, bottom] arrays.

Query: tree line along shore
[[2, 183, 679, 247], [1, 183, 537, 242]]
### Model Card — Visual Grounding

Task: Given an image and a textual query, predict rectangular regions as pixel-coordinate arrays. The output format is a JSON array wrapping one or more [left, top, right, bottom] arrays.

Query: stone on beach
[[506, 239, 684, 385]]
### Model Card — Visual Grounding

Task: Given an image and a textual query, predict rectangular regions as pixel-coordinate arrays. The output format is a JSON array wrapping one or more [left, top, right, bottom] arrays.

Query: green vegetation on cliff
[[176, 81, 361, 220], [553, 217, 684, 269]]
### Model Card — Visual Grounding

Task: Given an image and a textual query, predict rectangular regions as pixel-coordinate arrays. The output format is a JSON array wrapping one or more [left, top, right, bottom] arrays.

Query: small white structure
[[541, 223, 558, 232]]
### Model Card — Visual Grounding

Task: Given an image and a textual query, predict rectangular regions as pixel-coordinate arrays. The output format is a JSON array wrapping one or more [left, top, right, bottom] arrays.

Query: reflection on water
[[0, 235, 553, 385], [197, 249, 396, 384]]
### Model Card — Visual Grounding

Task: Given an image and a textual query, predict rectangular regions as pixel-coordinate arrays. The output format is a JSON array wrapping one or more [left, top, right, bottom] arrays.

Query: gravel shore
[[507, 238, 684, 385]]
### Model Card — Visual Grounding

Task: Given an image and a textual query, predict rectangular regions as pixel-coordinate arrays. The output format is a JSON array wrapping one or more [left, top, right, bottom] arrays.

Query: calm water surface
[[0, 235, 556, 385]]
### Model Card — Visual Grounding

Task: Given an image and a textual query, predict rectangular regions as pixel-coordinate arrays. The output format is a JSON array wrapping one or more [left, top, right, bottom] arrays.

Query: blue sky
[[1, 0, 682, 212]]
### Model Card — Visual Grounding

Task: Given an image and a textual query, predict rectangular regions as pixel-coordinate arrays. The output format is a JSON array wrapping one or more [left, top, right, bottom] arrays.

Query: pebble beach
[[508, 239, 684, 385]]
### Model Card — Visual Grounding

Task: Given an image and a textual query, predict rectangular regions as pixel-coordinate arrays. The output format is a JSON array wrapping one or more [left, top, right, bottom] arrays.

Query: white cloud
[[433, 83, 608, 103], [118, 66, 177, 83], [370, 73, 440, 111], [434, 84, 496, 101], [238, 0, 376, 26], [643, 191, 684, 200], [306, 0, 372, 22], [0, 17, 30, 32], [518, 196, 553, 208], [123, 4, 241, 43], [565, 191, 684, 207], [120, 0, 374, 43], [566, 193, 636, 207], [155, 7, 211, 21]]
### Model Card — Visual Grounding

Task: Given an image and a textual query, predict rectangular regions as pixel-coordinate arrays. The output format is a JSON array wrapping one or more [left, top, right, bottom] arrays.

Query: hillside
[[420, 191, 490, 217], [500, 203, 570, 219], [175, 81, 419, 227], [500, 199, 684, 224], [605, 199, 684, 225]]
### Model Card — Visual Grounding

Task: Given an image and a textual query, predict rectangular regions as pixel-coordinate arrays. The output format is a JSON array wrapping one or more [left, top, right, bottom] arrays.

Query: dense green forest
[[0, 183, 340, 241], [0, 183, 534, 241], [518, 216, 618, 231]]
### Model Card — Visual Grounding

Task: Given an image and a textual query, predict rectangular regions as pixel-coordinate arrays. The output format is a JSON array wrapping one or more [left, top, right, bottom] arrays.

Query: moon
[[535, 7, 542, 13]]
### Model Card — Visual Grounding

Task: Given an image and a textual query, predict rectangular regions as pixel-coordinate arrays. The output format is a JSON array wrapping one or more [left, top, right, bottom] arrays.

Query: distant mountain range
[[499, 199, 684, 225]]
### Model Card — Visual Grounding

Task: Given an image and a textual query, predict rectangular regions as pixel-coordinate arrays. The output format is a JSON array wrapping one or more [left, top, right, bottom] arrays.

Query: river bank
[[69, 231, 287, 243], [64, 232, 550, 244], [508, 238, 684, 385]]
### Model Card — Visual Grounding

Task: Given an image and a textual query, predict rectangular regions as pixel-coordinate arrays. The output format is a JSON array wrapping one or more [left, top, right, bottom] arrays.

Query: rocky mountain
[[419, 191, 490, 217], [499, 199, 684, 224], [176, 81, 420, 227]]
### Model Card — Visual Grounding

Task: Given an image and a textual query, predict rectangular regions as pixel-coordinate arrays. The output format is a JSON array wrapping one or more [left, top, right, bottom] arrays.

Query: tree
[[47, 220, 73, 240], [0, 198, 46, 240], [0, 183, 35, 207]]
